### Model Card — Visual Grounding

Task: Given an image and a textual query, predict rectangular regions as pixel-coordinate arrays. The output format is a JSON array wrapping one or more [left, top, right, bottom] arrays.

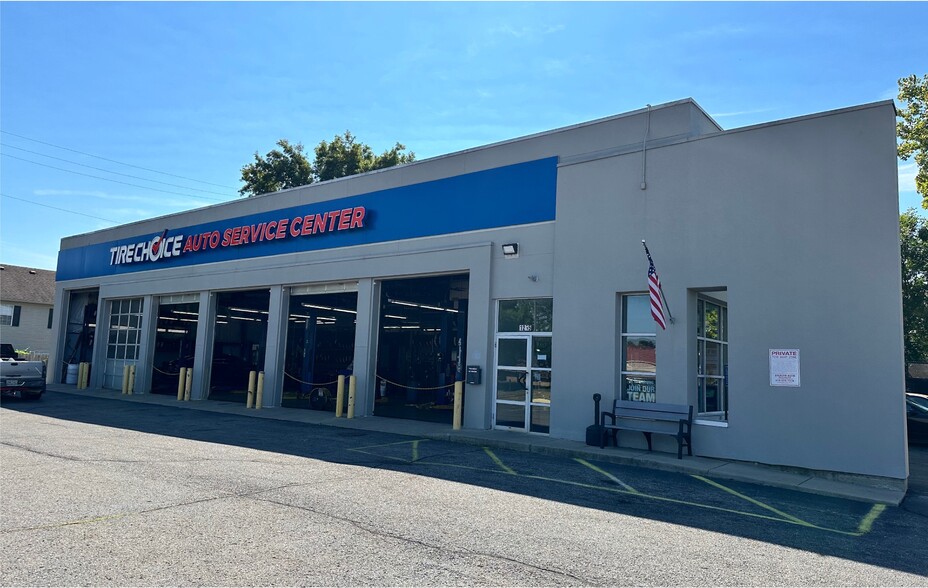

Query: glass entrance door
[[494, 335, 551, 433]]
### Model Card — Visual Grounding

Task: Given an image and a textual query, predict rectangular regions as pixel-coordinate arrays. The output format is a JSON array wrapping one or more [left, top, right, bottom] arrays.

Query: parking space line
[[857, 503, 886, 534], [483, 447, 516, 475], [575, 458, 637, 493], [692, 475, 813, 527], [346, 442, 878, 537]]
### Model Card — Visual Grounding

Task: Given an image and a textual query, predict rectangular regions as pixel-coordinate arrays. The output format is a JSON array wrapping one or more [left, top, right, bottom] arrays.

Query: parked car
[[907, 392, 928, 445], [0, 343, 46, 400]]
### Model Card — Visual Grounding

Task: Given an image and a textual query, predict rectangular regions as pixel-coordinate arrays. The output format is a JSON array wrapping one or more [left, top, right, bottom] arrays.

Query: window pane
[[117, 329, 127, 344], [533, 299, 553, 332], [116, 346, 126, 360], [498, 339, 527, 367], [696, 299, 704, 336], [704, 378, 723, 412], [495, 403, 525, 428], [129, 314, 140, 329], [531, 370, 551, 402], [622, 375, 656, 402], [623, 295, 652, 334], [705, 303, 720, 340], [498, 299, 552, 333], [532, 336, 551, 368], [705, 341, 722, 376], [130, 298, 141, 314], [722, 307, 728, 342], [530, 406, 550, 434], [496, 369, 526, 401], [498, 300, 534, 333], [624, 337, 656, 373]]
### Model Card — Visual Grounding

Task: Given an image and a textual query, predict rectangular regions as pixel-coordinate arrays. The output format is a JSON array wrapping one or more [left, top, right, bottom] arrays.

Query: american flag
[[646, 248, 666, 330]]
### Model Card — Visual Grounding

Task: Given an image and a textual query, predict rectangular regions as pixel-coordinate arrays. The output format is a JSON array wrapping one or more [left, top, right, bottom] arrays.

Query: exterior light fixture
[[502, 243, 519, 258]]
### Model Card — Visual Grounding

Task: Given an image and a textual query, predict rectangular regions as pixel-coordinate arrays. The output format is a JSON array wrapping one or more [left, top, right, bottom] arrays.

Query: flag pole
[[641, 240, 674, 324]]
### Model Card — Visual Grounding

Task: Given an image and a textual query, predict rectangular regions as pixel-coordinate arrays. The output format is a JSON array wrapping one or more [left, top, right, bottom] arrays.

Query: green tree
[[240, 133, 415, 197], [239, 139, 313, 197], [314, 131, 415, 182], [901, 208, 928, 364], [897, 74, 928, 209]]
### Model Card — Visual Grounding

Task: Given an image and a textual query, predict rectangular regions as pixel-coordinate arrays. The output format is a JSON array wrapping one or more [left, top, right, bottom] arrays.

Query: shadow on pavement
[[3, 392, 927, 578]]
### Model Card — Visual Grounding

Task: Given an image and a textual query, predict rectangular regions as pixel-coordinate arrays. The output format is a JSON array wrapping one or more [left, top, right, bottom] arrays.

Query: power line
[[1, 143, 233, 197], [0, 193, 119, 224], [1, 153, 229, 201], [0, 129, 236, 189]]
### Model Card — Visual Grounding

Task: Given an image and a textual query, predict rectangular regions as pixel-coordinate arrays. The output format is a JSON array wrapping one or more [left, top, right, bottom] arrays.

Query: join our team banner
[[56, 157, 558, 281]]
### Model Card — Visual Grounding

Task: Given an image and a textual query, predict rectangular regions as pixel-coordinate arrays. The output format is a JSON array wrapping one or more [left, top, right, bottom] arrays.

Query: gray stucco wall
[[551, 101, 905, 479]]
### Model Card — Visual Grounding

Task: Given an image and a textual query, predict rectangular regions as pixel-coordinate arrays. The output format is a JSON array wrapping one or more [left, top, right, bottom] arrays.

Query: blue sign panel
[[57, 157, 557, 281]]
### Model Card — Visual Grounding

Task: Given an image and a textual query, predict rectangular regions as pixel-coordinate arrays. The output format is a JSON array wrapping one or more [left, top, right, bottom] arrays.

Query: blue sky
[[1, 1, 925, 270]]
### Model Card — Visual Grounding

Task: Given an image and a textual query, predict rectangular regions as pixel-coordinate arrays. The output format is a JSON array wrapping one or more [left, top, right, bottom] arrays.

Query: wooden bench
[[600, 400, 693, 459]]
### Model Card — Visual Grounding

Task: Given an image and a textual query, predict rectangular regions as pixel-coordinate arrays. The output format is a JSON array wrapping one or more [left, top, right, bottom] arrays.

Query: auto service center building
[[50, 99, 909, 487]]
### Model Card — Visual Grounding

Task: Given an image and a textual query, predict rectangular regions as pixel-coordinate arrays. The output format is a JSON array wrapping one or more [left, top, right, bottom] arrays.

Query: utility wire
[[0, 193, 119, 224], [1, 153, 228, 201], [1, 143, 233, 197], [0, 129, 236, 189]]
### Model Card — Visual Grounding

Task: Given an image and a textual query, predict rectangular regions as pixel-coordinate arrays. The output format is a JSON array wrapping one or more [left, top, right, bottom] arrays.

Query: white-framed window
[[0, 304, 13, 326], [696, 293, 728, 420], [620, 294, 656, 402]]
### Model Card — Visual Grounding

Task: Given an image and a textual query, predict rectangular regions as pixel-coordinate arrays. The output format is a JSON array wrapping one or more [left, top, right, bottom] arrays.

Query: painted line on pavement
[[692, 475, 813, 527], [483, 447, 517, 474], [346, 441, 880, 537], [575, 458, 637, 492], [857, 503, 886, 534]]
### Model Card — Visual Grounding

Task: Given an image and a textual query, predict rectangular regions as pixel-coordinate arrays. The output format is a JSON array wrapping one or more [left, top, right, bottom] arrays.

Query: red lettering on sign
[[301, 215, 314, 236], [350, 206, 365, 229], [276, 219, 288, 239], [289, 216, 302, 238], [231, 226, 242, 246], [338, 208, 351, 230], [209, 231, 220, 249], [240, 225, 251, 244], [314, 213, 327, 234], [221, 229, 232, 247], [264, 221, 277, 241], [327, 211, 339, 232]]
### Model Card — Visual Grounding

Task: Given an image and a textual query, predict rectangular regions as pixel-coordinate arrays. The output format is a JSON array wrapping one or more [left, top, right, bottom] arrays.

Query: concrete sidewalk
[[45, 384, 908, 506]]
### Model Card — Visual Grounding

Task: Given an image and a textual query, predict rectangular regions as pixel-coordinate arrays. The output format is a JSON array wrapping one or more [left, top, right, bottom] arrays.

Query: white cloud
[[710, 107, 776, 119], [31, 189, 217, 209], [489, 23, 565, 39], [899, 161, 917, 193]]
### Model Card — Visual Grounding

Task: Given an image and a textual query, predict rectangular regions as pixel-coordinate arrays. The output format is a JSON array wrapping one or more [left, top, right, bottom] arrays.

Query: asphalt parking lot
[[2, 392, 927, 586]]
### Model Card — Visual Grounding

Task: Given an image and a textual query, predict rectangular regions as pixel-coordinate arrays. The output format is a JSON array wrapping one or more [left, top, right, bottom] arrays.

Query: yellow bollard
[[246, 370, 257, 408], [128, 365, 136, 395], [347, 375, 356, 419], [77, 363, 85, 389], [335, 375, 346, 418], [81, 363, 90, 389], [255, 371, 265, 409], [177, 367, 187, 400], [121, 365, 130, 394], [453, 381, 464, 430], [184, 369, 192, 401]]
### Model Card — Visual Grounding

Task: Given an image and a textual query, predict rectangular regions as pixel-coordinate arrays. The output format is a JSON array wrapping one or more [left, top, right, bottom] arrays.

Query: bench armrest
[[600, 411, 616, 427]]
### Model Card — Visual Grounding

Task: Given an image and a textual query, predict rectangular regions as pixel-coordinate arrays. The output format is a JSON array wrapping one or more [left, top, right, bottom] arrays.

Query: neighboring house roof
[[0, 264, 56, 305]]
